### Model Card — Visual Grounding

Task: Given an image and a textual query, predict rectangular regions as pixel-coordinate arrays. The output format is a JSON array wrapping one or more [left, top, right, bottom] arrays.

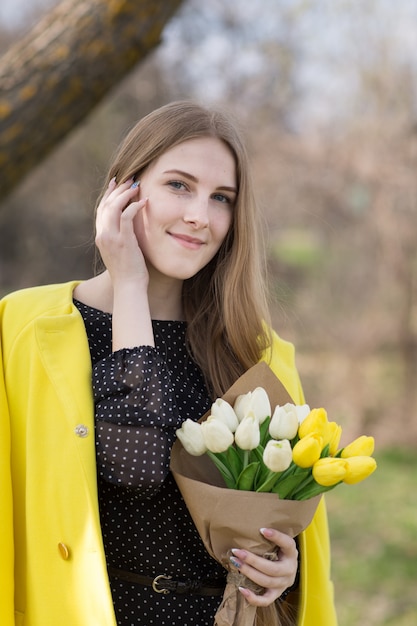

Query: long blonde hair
[[97, 100, 272, 397]]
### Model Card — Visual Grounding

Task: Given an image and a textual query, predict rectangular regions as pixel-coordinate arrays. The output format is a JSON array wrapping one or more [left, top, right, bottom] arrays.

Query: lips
[[169, 232, 206, 249]]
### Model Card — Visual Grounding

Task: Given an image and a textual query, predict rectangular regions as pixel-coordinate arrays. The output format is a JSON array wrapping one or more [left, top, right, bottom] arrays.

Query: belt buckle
[[152, 573, 172, 594]]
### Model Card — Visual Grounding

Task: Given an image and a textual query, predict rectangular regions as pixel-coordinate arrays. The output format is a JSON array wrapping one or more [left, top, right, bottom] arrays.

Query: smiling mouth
[[169, 233, 206, 249]]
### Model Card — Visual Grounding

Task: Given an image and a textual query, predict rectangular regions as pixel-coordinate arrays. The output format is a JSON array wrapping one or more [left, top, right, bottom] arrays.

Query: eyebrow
[[162, 169, 238, 194]]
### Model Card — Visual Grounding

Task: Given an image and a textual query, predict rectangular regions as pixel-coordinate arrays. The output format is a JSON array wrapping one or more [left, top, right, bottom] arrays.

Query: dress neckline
[[73, 298, 187, 325]]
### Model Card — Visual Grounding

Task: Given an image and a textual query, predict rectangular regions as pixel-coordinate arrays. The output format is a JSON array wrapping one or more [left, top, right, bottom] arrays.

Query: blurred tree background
[[1, 1, 416, 623]]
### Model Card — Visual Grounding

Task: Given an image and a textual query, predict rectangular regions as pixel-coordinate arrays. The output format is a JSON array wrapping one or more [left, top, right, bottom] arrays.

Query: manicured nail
[[130, 180, 140, 189], [229, 556, 242, 569], [231, 548, 247, 559], [260, 527, 273, 538], [239, 587, 250, 598]]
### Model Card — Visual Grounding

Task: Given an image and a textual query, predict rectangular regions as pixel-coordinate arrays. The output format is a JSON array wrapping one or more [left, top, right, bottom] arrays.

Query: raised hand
[[95, 178, 148, 286]]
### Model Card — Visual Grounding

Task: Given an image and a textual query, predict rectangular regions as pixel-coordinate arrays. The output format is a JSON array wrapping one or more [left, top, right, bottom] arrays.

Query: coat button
[[58, 542, 70, 560], [75, 424, 89, 438]]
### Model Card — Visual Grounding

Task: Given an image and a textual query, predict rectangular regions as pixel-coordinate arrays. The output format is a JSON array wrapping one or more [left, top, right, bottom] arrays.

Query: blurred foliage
[[327, 447, 417, 625]]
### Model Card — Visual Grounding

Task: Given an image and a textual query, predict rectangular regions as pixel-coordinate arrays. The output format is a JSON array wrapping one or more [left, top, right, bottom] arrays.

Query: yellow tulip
[[292, 433, 323, 468], [298, 407, 329, 440], [327, 421, 343, 456], [313, 457, 348, 486], [343, 456, 377, 484], [341, 435, 375, 458]]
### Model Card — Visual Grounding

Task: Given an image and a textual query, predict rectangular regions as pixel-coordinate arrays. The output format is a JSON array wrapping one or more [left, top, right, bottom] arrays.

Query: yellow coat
[[0, 281, 337, 626]]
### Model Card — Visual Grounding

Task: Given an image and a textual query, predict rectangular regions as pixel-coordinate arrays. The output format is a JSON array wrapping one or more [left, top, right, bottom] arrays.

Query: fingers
[[237, 585, 283, 607], [96, 178, 144, 239], [228, 528, 298, 607], [94, 177, 149, 283], [97, 178, 140, 217], [259, 527, 298, 555]]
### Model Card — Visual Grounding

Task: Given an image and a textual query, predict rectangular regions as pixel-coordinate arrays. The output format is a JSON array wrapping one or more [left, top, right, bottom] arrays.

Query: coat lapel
[[35, 309, 98, 502]]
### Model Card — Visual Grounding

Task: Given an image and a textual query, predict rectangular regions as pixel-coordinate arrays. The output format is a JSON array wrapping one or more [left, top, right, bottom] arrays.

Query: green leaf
[[250, 446, 270, 488], [206, 451, 236, 489], [289, 473, 316, 499], [236, 462, 260, 491], [256, 470, 284, 492], [225, 445, 243, 481], [249, 445, 264, 465], [260, 416, 271, 446], [320, 443, 330, 458], [272, 469, 311, 499], [297, 481, 341, 500]]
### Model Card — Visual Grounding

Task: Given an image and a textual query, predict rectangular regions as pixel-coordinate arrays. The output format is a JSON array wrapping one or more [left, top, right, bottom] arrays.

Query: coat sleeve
[[262, 329, 338, 625], [0, 331, 15, 626]]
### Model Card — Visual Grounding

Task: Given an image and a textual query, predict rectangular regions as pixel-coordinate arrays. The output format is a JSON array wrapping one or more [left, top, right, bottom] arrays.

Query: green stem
[[243, 449, 249, 470], [256, 470, 283, 492], [288, 472, 315, 499], [206, 451, 236, 489], [297, 482, 341, 500]]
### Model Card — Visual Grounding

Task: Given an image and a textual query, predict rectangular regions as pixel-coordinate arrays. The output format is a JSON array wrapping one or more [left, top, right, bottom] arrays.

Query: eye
[[212, 192, 232, 204], [168, 180, 187, 191]]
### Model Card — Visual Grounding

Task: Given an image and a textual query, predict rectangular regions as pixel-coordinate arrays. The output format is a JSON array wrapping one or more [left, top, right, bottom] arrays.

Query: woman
[[0, 101, 337, 625]]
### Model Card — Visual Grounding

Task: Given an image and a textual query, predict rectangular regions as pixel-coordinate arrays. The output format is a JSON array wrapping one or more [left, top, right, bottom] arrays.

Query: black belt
[[108, 566, 225, 596]]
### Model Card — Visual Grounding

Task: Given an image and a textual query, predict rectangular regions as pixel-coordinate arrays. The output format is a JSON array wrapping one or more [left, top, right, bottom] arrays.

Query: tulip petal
[[341, 436, 375, 458], [176, 419, 207, 456], [343, 456, 377, 484], [312, 457, 347, 487]]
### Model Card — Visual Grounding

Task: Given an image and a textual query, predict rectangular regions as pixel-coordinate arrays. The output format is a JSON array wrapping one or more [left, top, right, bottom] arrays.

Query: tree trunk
[[0, 0, 184, 200]]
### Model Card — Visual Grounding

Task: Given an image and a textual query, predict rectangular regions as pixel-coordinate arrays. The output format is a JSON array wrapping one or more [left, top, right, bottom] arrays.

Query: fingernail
[[260, 527, 273, 538], [130, 180, 140, 189], [231, 548, 246, 559], [239, 587, 250, 598], [229, 556, 242, 569]]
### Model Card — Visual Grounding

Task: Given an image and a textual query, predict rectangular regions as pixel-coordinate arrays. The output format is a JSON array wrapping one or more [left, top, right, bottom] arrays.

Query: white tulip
[[296, 404, 311, 424], [210, 398, 239, 432], [263, 439, 293, 473], [233, 392, 252, 422], [234, 412, 261, 450], [176, 419, 207, 456], [201, 418, 234, 453], [269, 403, 300, 440], [251, 387, 272, 423], [233, 387, 271, 424]]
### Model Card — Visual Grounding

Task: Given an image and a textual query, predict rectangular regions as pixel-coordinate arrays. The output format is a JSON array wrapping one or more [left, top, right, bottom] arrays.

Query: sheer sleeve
[[93, 346, 183, 498]]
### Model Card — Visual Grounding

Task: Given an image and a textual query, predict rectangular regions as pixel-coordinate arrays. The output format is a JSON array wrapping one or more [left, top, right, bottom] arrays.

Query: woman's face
[[134, 136, 237, 282]]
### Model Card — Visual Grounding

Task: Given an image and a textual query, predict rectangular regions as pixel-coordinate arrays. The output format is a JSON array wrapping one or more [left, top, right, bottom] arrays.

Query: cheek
[[215, 210, 233, 242]]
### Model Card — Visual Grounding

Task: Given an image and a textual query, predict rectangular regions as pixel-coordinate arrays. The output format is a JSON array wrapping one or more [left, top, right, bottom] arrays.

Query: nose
[[183, 197, 209, 229]]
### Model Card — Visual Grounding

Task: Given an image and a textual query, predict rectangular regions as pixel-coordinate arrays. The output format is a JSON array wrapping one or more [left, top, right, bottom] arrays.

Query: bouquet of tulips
[[175, 384, 376, 501], [170, 362, 377, 626]]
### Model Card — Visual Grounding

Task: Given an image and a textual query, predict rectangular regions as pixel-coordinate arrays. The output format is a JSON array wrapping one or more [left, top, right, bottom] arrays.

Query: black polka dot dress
[[74, 300, 226, 625]]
